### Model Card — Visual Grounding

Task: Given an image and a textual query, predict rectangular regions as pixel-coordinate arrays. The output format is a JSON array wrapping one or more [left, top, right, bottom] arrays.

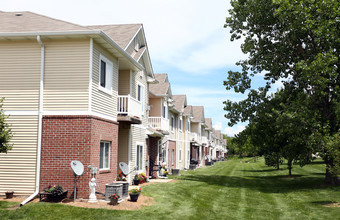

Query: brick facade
[[147, 136, 160, 178], [40, 115, 119, 199]]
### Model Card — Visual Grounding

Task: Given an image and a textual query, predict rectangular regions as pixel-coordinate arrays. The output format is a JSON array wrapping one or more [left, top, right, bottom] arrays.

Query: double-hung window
[[100, 141, 110, 169], [136, 144, 143, 171], [137, 83, 145, 113], [171, 116, 175, 132], [99, 55, 113, 93]]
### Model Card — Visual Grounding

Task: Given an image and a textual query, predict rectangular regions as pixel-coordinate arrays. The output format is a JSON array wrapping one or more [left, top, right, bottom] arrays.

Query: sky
[[1, 0, 251, 136]]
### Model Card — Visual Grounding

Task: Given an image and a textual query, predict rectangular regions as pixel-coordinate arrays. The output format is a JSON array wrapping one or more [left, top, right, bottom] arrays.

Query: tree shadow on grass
[[238, 169, 281, 173], [177, 174, 328, 194]]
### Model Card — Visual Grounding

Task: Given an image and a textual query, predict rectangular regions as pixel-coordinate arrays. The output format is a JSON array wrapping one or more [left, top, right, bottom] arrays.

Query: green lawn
[[1, 158, 339, 219]]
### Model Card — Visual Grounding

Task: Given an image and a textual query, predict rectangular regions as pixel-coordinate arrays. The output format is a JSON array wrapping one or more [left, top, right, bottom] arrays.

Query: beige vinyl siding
[[118, 127, 129, 168], [149, 98, 161, 117], [130, 125, 146, 177], [91, 43, 118, 118], [0, 115, 39, 195], [44, 39, 90, 110], [125, 43, 135, 56], [118, 70, 130, 95], [131, 70, 148, 124], [0, 41, 40, 111]]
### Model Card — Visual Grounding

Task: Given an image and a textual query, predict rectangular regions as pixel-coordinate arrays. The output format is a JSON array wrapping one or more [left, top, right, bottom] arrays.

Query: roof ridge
[[26, 11, 92, 30]]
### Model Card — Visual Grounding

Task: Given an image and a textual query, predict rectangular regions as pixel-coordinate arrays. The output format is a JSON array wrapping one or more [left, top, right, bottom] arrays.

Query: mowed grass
[[1, 158, 339, 220]]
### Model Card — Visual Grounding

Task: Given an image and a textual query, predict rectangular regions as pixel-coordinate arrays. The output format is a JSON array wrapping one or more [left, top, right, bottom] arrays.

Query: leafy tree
[[0, 98, 13, 153], [224, 0, 339, 183], [324, 132, 340, 179]]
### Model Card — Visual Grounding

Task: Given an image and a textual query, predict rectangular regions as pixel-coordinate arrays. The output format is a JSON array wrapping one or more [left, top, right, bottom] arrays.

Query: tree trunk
[[324, 156, 339, 185], [276, 154, 280, 170], [288, 159, 292, 177]]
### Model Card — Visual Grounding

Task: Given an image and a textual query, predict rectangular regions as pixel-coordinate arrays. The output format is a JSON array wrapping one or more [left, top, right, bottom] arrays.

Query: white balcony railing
[[201, 136, 208, 145], [117, 95, 142, 118], [148, 117, 169, 131], [190, 132, 198, 142]]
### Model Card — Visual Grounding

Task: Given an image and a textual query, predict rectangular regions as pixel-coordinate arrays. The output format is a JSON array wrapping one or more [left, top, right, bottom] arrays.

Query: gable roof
[[154, 73, 168, 83], [184, 105, 193, 116], [0, 11, 155, 80], [172, 95, 187, 113], [149, 73, 171, 97], [205, 118, 213, 130], [88, 24, 141, 51], [191, 106, 204, 123], [0, 11, 90, 32]]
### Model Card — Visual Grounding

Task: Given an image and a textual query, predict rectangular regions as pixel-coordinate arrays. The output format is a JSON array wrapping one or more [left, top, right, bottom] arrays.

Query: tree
[[224, 0, 339, 183], [0, 98, 13, 153]]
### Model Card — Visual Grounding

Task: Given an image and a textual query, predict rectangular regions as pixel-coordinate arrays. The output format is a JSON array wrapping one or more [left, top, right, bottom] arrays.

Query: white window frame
[[171, 116, 175, 132], [100, 141, 110, 170], [179, 116, 183, 132], [179, 149, 182, 163], [99, 55, 113, 94], [136, 143, 144, 171], [137, 83, 145, 114]]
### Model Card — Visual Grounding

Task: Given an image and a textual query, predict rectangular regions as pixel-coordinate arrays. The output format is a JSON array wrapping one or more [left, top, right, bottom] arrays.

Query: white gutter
[[20, 35, 44, 206]]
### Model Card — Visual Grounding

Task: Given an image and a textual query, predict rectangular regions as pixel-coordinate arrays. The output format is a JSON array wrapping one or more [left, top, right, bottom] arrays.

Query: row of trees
[[224, 0, 339, 183]]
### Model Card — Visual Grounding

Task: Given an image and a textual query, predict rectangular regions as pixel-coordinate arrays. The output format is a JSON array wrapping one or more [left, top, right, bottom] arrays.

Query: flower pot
[[133, 179, 140, 185], [5, 191, 14, 199], [129, 193, 139, 202], [110, 198, 118, 206]]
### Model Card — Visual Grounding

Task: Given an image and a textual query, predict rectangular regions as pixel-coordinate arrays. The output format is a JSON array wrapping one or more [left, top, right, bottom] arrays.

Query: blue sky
[[1, 0, 255, 136]]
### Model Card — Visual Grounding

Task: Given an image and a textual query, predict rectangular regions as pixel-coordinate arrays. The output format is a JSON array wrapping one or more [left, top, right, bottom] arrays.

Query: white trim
[[99, 141, 111, 170], [129, 70, 133, 94], [40, 111, 117, 122], [128, 129, 132, 183], [136, 142, 144, 172], [88, 38, 93, 112], [99, 54, 114, 93], [124, 26, 143, 51]]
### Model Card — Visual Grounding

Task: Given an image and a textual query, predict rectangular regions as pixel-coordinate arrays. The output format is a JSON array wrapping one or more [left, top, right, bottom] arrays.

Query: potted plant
[[5, 191, 14, 199], [116, 171, 127, 181], [44, 184, 68, 202], [108, 193, 120, 206], [129, 187, 141, 202], [133, 174, 140, 185], [138, 173, 147, 184]]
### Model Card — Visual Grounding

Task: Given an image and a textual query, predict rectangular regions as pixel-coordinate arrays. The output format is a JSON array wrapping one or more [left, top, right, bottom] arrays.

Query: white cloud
[[213, 122, 222, 130], [224, 125, 245, 137]]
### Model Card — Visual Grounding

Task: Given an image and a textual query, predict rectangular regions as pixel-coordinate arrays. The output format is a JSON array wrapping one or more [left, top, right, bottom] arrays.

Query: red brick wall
[[168, 140, 176, 169], [148, 136, 160, 178], [40, 115, 119, 199]]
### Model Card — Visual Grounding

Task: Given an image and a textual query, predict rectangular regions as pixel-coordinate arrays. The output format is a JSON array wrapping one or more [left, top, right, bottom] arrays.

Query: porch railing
[[117, 95, 142, 118], [148, 117, 169, 131]]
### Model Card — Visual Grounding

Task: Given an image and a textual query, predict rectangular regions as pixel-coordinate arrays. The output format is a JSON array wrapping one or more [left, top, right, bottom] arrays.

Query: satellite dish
[[70, 160, 84, 202], [119, 162, 129, 176], [71, 160, 84, 176]]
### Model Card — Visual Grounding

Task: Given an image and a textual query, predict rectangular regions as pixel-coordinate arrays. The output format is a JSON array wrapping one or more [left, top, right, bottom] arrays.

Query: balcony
[[201, 136, 208, 145], [190, 132, 201, 143], [148, 117, 169, 132], [117, 95, 142, 124]]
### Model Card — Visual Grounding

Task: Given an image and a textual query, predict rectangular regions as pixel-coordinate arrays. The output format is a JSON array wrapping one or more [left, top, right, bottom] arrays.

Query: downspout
[[20, 35, 44, 206]]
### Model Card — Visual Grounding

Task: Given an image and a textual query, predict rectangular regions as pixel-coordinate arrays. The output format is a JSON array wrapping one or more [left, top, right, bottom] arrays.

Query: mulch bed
[[1, 179, 177, 210]]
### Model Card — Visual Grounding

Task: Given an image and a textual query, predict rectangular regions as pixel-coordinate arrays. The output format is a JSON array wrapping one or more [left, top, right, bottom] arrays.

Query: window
[[162, 104, 167, 119], [100, 141, 110, 169], [179, 117, 183, 131], [137, 84, 145, 113], [99, 55, 113, 92], [187, 119, 190, 132], [136, 144, 143, 170], [179, 149, 182, 162], [171, 116, 175, 131]]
